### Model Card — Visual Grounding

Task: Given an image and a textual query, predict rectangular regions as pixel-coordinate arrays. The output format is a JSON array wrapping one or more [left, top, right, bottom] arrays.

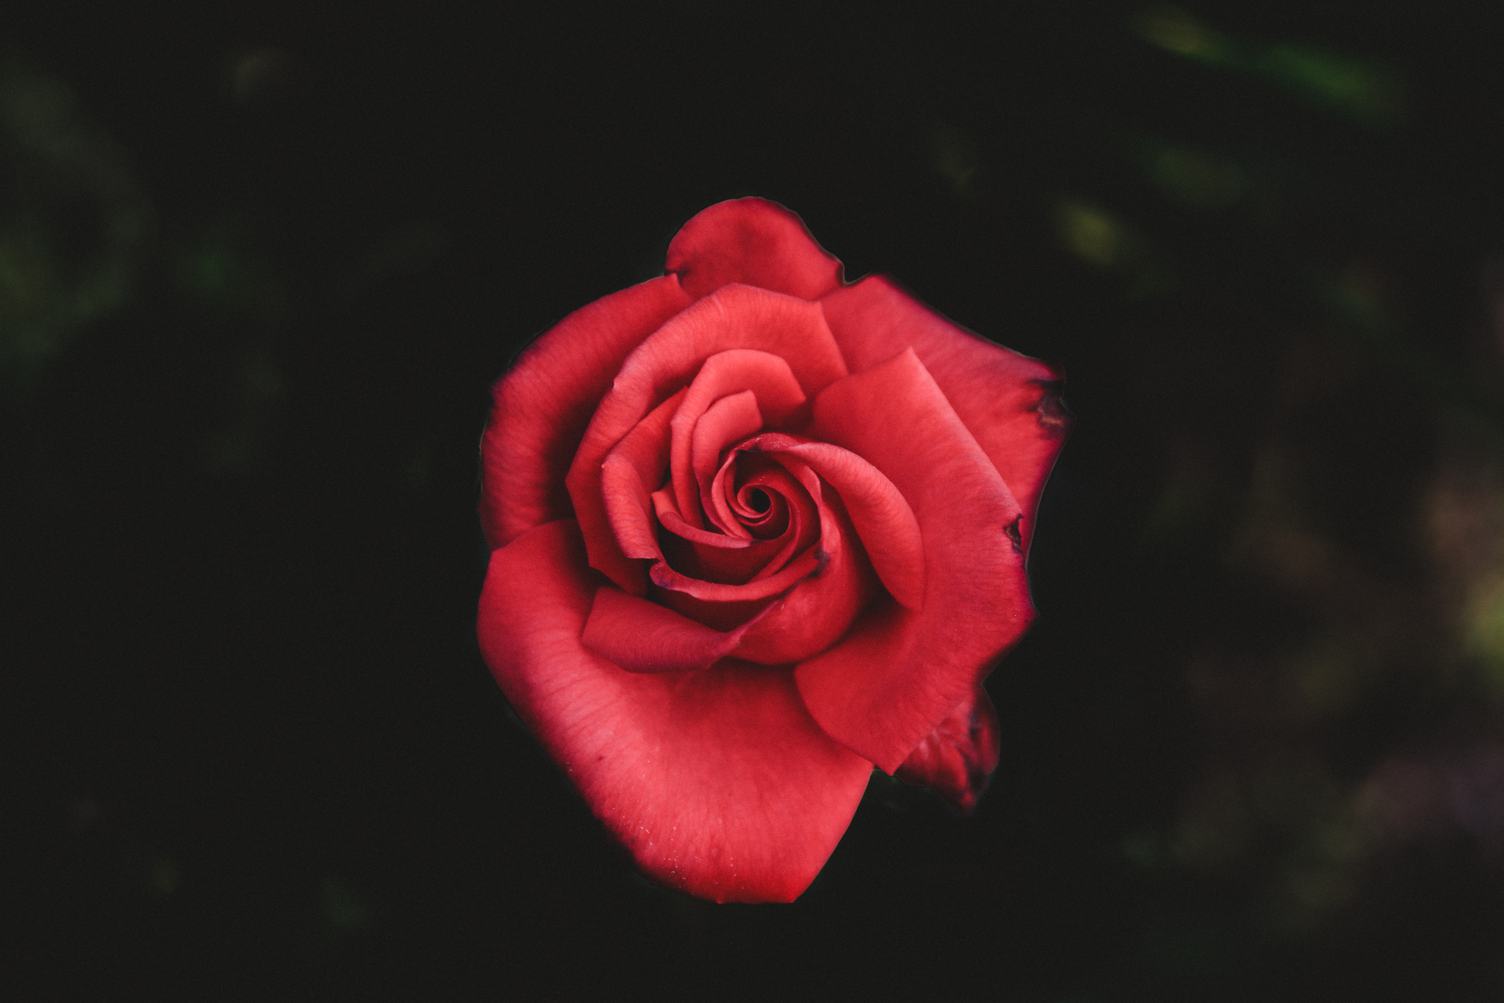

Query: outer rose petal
[[480, 275, 691, 548], [666, 197, 844, 301], [820, 276, 1068, 549], [582, 586, 754, 673], [895, 686, 1001, 813], [477, 521, 872, 903], [796, 349, 1034, 773]]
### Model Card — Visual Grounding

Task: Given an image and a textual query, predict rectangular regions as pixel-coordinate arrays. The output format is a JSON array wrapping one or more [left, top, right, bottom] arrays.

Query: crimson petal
[[742, 434, 924, 610], [652, 490, 750, 549], [666, 197, 844, 301], [655, 488, 789, 585], [795, 349, 1033, 773], [582, 586, 754, 673], [668, 349, 805, 525], [480, 275, 690, 548], [691, 390, 764, 527], [478, 521, 872, 902], [600, 389, 686, 569], [895, 686, 1001, 813], [820, 276, 1068, 550], [566, 285, 847, 590], [651, 547, 822, 603], [733, 487, 873, 665]]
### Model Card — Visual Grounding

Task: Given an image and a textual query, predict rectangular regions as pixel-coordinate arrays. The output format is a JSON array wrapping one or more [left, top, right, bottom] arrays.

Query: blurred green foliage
[[0, 60, 152, 392], [1134, 6, 1407, 125]]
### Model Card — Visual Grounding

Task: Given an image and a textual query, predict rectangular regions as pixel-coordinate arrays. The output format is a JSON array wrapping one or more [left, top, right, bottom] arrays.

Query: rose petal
[[707, 447, 813, 545], [600, 390, 686, 567], [733, 497, 873, 665], [481, 275, 690, 548], [656, 450, 826, 595], [732, 476, 788, 533], [692, 455, 822, 589], [477, 521, 871, 903], [567, 285, 847, 590], [820, 276, 1068, 550], [666, 197, 844, 301], [795, 349, 1033, 774], [895, 686, 1001, 813], [582, 586, 754, 673], [734, 464, 813, 564], [650, 546, 822, 604], [706, 448, 757, 539], [691, 390, 764, 522], [652, 490, 753, 549], [655, 488, 788, 585], [652, 585, 771, 634], [669, 349, 806, 524], [738, 434, 924, 610]]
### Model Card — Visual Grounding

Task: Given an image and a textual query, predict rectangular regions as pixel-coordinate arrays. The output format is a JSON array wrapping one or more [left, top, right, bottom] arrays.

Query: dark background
[[11, 2, 1504, 997]]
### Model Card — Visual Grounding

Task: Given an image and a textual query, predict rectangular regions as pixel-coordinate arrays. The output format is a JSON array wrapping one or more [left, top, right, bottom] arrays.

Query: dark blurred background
[[10, 1, 1504, 997]]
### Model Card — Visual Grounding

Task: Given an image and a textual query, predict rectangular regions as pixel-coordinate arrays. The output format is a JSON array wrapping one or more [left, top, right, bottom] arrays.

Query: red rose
[[476, 198, 1067, 902]]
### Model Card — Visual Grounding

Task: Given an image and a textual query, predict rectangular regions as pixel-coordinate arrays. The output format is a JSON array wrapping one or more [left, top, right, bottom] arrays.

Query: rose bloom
[[477, 199, 1067, 903]]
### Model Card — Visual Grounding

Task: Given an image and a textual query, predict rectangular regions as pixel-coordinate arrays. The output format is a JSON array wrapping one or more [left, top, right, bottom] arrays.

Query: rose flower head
[[476, 198, 1067, 903]]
